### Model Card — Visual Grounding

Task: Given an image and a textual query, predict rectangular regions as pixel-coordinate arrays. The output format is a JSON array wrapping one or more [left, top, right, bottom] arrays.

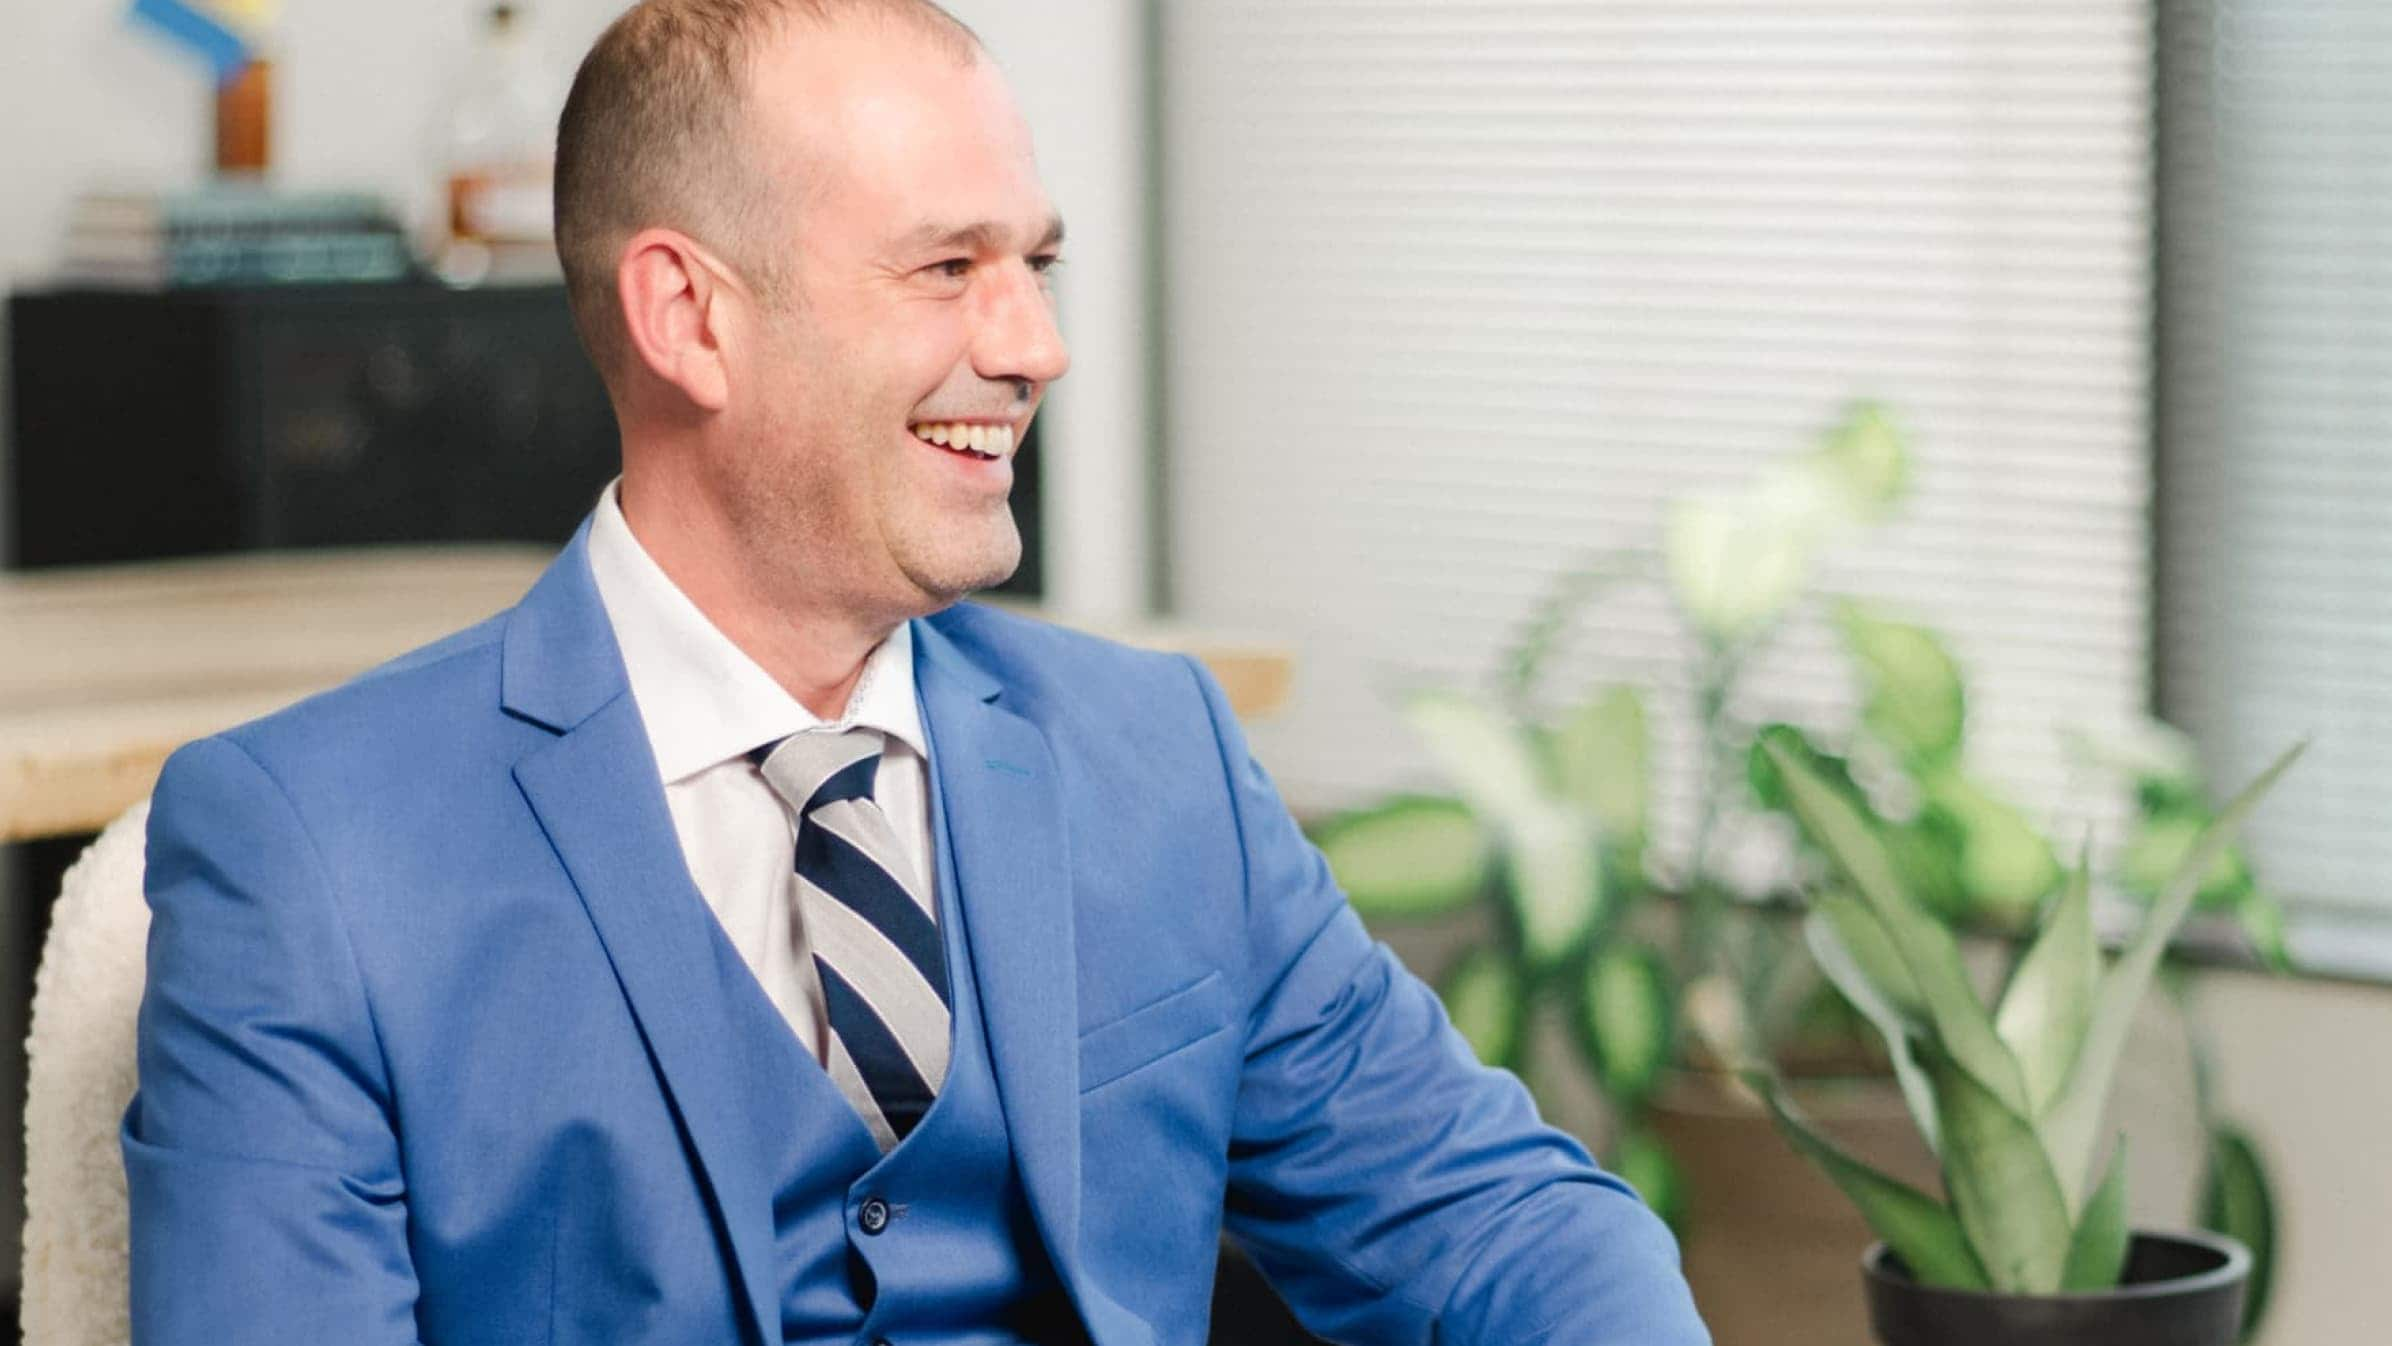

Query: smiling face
[[711, 16, 1069, 621]]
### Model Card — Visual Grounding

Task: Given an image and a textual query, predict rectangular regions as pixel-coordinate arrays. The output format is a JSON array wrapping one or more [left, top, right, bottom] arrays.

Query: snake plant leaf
[[1813, 890, 1926, 1017], [1747, 722, 1865, 814], [2121, 811, 2254, 911], [2041, 741, 2308, 1211], [1553, 685, 1649, 849], [1763, 740, 2032, 1115], [2201, 1125, 2277, 1339], [1404, 691, 1603, 963], [1994, 846, 2099, 1119], [1745, 1069, 1989, 1291], [1807, 900, 1940, 1155], [1923, 1042, 2074, 1295], [2234, 895, 2292, 974], [1836, 602, 1964, 767], [2062, 1135, 2132, 1291], [1578, 940, 1674, 1108], [1438, 945, 1526, 1070], [1315, 795, 1493, 920]]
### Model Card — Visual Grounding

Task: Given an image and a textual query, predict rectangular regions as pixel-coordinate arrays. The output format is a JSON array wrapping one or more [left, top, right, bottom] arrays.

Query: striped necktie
[[755, 728, 950, 1150]]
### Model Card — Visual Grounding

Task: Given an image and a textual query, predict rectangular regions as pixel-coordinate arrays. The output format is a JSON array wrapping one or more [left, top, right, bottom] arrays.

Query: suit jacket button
[[859, 1196, 891, 1234]]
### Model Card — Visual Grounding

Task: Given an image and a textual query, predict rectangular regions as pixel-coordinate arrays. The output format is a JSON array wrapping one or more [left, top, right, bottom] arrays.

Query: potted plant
[[1311, 401, 2293, 1344], [1310, 405, 1972, 1346], [1746, 737, 2304, 1346]]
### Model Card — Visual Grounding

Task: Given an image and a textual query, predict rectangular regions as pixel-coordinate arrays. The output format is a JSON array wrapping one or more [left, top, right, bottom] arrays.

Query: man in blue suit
[[124, 2, 1706, 1342]]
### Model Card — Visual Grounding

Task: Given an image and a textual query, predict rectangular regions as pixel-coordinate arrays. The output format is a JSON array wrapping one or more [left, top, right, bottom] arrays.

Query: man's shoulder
[[205, 608, 519, 782]]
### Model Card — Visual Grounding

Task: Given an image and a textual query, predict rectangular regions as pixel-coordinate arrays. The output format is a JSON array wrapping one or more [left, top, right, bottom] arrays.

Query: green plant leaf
[[1403, 690, 1548, 820], [1610, 1124, 1689, 1235], [1813, 400, 1910, 519], [1745, 1070, 1990, 1291], [1923, 1042, 2074, 1295], [1665, 493, 1815, 643], [1837, 602, 1964, 766], [1501, 808, 1606, 964], [1922, 769, 2062, 927], [1314, 795, 1493, 920], [2201, 1126, 2276, 1341], [1578, 940, 1674, 1108], [1812, 890, 1927, 1018], [1763, 740, 2032, 1115], [1806, 900, 1940, 1155], [2234, 895, 2292, 974], [2062, 1135, 2131, 1291], [1994, 847, 2098, 1120], [1747, 723, 1865, 814], [2041, 742, 2308, 1211], [1404, 691, 1604, 963], [1882, 818, 1973, 925], [1553, 685, 1649, 846], [1439, 945, 1526, 1070], [2121, 812, 2253, 911]]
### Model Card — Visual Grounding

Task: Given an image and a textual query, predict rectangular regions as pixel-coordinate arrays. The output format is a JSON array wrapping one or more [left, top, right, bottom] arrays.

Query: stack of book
[[57, 185, 418, 288]]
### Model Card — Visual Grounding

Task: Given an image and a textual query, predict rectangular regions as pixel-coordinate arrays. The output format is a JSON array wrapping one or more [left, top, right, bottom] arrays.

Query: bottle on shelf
[[435, 3, 561, 286]]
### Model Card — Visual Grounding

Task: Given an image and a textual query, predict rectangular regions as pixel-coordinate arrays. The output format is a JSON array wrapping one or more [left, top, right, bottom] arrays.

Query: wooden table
[[0, 548, 1292, 844]]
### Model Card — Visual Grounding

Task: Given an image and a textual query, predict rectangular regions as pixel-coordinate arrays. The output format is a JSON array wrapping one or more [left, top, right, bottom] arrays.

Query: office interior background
[[1, 2, 2386, 1343]]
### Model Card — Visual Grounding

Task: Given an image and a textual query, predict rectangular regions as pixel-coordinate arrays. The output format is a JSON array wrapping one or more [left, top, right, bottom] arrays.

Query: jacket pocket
[[1078, 970, 1230, 1094]]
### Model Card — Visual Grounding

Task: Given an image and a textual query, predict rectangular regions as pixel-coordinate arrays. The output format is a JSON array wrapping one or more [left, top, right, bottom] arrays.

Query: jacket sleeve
[[1181, 657, 1709, 1346], [124, 735, 425, 1346]]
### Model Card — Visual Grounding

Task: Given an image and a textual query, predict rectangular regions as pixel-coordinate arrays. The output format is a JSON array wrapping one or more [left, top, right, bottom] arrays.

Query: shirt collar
[[584, 480, 927, 784]]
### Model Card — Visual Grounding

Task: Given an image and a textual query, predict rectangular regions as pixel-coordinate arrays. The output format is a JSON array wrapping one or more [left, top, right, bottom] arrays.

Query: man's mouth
[[909, 421, 1017, 462]]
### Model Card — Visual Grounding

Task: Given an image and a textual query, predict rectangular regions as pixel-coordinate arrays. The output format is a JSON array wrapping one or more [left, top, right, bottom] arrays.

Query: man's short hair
[[553, 0, 982, 381]]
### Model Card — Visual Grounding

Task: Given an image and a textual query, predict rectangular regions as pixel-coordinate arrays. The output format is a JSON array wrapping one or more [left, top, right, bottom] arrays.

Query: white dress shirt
[[585, 481, 936, 1066]]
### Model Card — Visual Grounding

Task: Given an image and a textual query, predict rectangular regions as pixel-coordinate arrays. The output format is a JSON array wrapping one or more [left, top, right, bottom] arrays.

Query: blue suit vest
[[710, 753, 1087, 1345]]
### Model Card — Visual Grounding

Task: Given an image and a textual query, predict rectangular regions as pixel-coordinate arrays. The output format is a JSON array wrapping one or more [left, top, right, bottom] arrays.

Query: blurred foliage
[[1305, 400, 2296, 1322]]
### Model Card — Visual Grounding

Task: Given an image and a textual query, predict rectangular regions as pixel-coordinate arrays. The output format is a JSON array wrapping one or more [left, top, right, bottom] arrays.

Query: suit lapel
[[501, 530, 779, 1346], [914, 618, 1084, 1268]]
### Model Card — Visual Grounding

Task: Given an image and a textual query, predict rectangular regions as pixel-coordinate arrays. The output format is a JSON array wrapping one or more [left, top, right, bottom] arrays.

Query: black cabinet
[[5, 281, 1047, 596], [6, 283, 618, 566]]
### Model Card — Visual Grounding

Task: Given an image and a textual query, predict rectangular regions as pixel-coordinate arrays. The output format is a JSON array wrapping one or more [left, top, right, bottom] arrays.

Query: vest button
[[858, 1196, 891, 1235]]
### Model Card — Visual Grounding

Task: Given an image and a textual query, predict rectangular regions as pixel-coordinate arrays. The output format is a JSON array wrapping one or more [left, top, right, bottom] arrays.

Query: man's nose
[[972, 260, 1071, 388]]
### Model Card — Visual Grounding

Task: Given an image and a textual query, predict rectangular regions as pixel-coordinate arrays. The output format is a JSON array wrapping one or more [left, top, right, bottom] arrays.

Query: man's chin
[[902, 535, 1023, 609]]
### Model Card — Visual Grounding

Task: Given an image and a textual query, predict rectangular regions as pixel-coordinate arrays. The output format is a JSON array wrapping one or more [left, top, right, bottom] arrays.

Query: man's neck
[[614, 475, 894, 722]]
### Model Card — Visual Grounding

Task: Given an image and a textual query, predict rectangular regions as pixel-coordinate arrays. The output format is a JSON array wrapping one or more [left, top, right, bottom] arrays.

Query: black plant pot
[[1862, 1230, 2250, 1346]]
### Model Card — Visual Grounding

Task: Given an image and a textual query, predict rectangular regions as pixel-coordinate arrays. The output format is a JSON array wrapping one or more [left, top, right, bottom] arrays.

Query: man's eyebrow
[[899, 214, 1068, 256]]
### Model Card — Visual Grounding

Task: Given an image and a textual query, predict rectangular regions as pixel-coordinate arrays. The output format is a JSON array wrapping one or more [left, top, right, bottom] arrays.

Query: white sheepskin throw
[[21, 802, 150, 1346]]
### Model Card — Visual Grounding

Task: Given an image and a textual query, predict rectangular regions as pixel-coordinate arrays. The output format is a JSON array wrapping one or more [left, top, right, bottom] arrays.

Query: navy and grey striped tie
[[755, 728, 949, 1150]]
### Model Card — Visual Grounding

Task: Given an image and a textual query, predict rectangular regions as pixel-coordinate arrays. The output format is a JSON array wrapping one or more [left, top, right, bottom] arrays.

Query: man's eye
[[933, 258, 972, 279], [1029, 254, 1064, 275]]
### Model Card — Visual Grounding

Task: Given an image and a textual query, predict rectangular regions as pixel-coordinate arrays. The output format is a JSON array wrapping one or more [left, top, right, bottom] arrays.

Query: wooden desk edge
[[2, 634, 1292, 844]]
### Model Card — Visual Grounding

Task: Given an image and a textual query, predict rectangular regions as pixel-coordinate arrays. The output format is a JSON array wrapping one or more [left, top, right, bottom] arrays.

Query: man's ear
[[615, 228, 739, 412]]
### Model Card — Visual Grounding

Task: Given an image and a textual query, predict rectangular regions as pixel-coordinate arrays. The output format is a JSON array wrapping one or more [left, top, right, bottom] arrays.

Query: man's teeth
[[910, 422, 1015, 459]]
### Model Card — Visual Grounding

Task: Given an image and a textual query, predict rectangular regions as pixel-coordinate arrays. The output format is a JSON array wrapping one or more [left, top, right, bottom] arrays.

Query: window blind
[[2158, 0, 2392, 912], [1159, 0, 2154, 872]]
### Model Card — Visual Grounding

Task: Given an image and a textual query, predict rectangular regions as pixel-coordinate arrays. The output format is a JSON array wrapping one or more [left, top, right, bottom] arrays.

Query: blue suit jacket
[[125, 526, 1705, 1346]]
